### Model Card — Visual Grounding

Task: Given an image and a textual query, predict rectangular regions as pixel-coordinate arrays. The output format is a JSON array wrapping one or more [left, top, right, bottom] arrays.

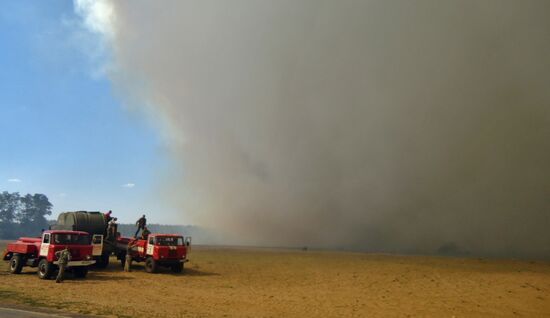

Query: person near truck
[[134, 214, 147, 238], [124, 239, 138, 272], [104, 210, 113, 223], [140, 226, 151, 240], [104, 210, 113, 235], [55, 246, 71, 283], [107, 217, 118, 240]]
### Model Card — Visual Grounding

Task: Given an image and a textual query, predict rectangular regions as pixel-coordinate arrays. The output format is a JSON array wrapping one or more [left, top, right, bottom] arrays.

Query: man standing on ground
[[124, 239, 137, 272], [135, 214, 147, 238], [55, 246, 71, 283]]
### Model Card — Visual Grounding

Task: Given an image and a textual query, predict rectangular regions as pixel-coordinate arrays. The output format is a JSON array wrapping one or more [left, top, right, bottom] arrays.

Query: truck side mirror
[[185, 236, 192, 246]]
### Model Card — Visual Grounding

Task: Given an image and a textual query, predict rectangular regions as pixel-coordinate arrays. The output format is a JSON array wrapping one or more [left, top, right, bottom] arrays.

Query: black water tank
[[55, 211, 106, 235]]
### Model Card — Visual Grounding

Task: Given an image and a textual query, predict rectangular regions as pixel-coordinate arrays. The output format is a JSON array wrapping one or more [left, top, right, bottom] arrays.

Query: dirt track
[[1, 242, 549, 317]]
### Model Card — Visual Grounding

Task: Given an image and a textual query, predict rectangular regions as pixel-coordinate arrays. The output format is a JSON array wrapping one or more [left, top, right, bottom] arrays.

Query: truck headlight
[[85, 255, 92, 260]]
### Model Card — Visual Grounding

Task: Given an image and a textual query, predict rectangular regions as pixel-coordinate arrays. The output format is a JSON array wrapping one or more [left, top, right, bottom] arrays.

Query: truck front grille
[[70, 249, 81, 260]]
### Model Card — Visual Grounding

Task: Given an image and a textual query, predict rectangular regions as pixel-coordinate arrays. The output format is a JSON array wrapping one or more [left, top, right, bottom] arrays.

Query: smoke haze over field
[[77, 1, 550, 257]]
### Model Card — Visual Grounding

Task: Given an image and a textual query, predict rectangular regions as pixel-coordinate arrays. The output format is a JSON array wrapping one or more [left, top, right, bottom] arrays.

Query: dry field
[[1, 240, 550, 317]]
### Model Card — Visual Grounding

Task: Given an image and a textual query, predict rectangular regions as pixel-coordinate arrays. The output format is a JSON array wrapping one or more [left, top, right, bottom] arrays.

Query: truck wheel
[[37, 259, 53, 280], [95, 252, 110, 268], [171, 263, 184, 273], [73, 267, 88, 278], [9, 255, 23, 274], [145, 257, 157, 273]]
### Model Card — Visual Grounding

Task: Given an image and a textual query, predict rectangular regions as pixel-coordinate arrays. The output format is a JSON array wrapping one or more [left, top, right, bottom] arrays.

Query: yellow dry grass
[[1, 242, 549, 317]]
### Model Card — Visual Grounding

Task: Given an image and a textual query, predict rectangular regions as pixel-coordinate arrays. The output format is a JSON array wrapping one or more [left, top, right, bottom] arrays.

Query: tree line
[[0, 191, 52, 239]]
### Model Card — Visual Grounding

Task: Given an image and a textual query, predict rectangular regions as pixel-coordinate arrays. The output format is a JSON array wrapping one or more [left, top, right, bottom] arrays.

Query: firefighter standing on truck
[[134, 214, 147, 238], [104, 210, 113, 235], [55, 246, 71, 283], [141, 226, 151, 240], [107, 217, 118, 240]]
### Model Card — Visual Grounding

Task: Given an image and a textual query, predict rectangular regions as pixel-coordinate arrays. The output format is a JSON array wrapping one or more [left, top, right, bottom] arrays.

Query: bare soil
[[1, 241, 549, 317]]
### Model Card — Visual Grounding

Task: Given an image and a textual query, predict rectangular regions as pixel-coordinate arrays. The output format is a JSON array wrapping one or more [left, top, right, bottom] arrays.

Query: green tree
[[17, 193, 52, 236], [0, 191, 21, 238]]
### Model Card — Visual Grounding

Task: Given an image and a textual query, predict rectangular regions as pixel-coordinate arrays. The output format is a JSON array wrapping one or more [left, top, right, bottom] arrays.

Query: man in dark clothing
[[134, 214, 147, 238]]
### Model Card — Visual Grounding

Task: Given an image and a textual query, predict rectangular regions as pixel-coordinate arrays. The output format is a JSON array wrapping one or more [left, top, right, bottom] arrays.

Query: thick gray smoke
[[90, 1, 550, 257]]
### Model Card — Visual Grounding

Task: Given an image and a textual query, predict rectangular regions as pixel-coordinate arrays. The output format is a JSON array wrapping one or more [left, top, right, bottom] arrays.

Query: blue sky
[[0, 1, 170, 223]]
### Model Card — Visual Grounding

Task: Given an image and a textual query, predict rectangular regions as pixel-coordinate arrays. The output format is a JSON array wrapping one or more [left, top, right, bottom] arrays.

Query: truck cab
[[129, 234, 190, 273], [3, 230, 98, 279]]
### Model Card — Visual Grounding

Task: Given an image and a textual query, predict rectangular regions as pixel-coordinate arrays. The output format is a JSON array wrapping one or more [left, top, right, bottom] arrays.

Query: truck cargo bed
[[7, 242, 39, 255]]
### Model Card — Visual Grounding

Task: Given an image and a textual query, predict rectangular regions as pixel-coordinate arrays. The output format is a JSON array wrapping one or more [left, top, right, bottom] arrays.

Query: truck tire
[[9, 254, 23, 274], [73, 267, 88, 278], [95, 252, 110, 268], [145, 257, 157, 273], [171, 263, 183, 273], [37, 259, 54, 279]]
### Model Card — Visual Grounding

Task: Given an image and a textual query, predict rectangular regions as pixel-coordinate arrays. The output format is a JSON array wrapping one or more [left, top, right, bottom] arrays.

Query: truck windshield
[[53, 234, 90, 245], [156, 236, 183, 246]]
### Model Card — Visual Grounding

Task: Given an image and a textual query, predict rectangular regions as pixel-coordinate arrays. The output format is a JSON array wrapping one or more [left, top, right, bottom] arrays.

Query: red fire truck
[[124, 234, 190, 273], [2, 230, 98, 279]]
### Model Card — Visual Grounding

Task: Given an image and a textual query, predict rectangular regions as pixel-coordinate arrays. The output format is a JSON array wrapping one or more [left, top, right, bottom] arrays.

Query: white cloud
[[72, 0, 116, 79], [73, 0, 115, 39], [7, 178, 21, 183], [122, 183, 135, 188]]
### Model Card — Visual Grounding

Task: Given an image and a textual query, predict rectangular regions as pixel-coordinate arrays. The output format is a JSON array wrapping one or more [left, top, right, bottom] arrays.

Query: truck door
[[146, 236, 154, 255], [92, 234, 103, 256], [39, 233, 50, 257]]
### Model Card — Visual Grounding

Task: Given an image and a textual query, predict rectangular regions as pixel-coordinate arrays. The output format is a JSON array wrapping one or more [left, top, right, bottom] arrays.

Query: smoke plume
[[79, 1, 550, 257]]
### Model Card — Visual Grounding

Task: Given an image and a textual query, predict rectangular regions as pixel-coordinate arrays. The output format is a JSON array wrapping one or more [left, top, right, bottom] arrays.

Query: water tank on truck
[[51, 211, 124, 268]]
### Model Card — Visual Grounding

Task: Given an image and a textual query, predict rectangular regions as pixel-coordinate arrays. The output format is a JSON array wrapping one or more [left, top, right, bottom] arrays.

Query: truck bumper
[[54, 260, 96, 266], [156, 258, 188, 266]]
